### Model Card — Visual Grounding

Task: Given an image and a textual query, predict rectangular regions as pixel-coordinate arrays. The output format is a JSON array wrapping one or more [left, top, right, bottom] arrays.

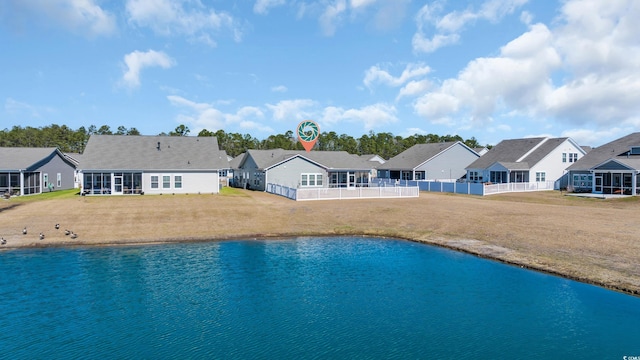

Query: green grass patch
[[219, 186, 249, 196], [6, 188, 81, 203]]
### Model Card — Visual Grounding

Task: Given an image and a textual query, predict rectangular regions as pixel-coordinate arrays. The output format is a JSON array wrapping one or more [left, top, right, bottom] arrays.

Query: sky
[[1, 0, 639, 147]]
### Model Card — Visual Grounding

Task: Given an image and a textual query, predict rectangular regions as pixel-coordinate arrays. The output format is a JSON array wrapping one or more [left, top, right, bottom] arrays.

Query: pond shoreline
[[2, 189, 639, 297]]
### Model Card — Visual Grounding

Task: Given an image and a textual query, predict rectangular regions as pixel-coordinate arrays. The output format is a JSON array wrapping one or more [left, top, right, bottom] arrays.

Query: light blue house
[[234, 149, 374, 191]]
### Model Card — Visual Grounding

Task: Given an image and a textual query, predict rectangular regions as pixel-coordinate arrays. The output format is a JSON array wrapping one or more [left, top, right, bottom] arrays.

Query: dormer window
[[630, 146, 640, 155]]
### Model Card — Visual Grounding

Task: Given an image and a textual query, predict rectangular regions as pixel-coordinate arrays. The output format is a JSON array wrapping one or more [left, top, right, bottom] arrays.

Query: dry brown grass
[[1, 189, 640, 295]]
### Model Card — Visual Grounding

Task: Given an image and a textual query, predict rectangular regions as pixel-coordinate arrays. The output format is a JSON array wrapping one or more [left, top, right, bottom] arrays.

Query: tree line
[[0, 124, 485, 159]]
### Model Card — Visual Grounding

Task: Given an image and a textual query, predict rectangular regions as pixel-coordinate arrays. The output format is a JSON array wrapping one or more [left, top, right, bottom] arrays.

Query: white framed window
[[43, 173, 49, 187], [468, 171, 480, 182], [572, 174, 592, 188], [562, 153, 567, 163], [57, 173, 61, 187], [536, 172, 546, 182], [174, 175, 182, 188], [163, 175, 171, 189], [151, 175, 159, 189], [301, 173, 322, 187]]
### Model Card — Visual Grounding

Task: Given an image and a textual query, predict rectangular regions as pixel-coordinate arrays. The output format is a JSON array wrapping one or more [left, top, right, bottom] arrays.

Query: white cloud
[[303, 0, 407, 36], [167, 95, 273, 133], [4, 98, 41, 117], [413, 0, 528, 53], [125, 0, 243, 45], [122, 50, 176, 88], [319, 0, 347, 36], [271, 85, 288, 93], [561, 127, 631, 147], [350, 0, 376, 10], [254, 0, 286, 15], [363, 63, 431, 89], [266, 99, 318, 122], [321, 103, 397, 130], [412, 0, 640, 140], [7, 0, 116, 36], [396, 80, 432, 101], [414, 22, 560, 126]]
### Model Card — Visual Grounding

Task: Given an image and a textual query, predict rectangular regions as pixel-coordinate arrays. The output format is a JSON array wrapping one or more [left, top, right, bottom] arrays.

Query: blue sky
[[1, 0, 638, 147]]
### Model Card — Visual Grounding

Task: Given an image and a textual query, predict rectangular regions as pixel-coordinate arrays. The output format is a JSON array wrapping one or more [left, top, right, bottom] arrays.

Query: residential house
[[79, 135, 228, 195], [465, 137, 586, 185], [235, 149, 374, 191], [0, 147, 77, 196], [377, 141, 480, 181], [567, 132, 640, 195]]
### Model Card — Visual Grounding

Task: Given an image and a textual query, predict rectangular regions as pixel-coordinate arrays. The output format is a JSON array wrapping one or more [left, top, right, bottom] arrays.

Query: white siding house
[[466, 137, 586, 185], [79, 135, 229, 195]]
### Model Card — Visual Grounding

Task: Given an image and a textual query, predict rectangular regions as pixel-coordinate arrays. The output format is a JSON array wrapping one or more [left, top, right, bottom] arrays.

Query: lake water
[[1, 236, 639, 359]]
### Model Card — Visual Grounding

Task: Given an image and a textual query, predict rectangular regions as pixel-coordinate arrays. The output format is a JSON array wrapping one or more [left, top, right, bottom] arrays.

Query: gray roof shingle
[[80, 135, 228, 170], [0, 147, 60, 170], [466, 137, 548, 170], [378, 142, 464, 170], [567, 132, 640, 171], [243, 149, 372, 170]]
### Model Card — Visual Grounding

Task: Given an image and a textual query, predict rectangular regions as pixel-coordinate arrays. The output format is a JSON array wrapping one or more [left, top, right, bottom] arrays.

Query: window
[[151, 176, 159, 189], [301, 173, 322, 187], [174, 175, 182, 189], [568, 153, 578, 163], [57, 173, 62, 187], [163, 175, 171, 189], [562, 153, 567, 163], [44, 173, 49, 187], [468, 171, 480, 182], [536, 172, 546, 182]]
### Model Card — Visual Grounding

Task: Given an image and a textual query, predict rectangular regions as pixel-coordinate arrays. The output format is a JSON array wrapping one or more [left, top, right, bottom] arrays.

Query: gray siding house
[[466, 137, 585, 184], [235, 149, 374, 191], [0, 147, 77, 196], [79, 135, 229, 195], [567, 132, 640, 195], [377, 141, 480, 181]]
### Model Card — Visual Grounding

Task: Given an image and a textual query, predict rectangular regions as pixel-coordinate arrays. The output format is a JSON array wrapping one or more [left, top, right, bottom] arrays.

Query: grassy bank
[[1, 189, 639, 296]]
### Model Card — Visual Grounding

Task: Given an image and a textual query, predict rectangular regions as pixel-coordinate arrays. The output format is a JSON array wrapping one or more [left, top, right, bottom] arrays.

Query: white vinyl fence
[[266, 183, 419, 201]]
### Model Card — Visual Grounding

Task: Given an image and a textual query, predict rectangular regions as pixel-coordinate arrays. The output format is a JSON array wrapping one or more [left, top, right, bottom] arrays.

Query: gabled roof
[[466, 137, 546, 169], [378, 141, 475, 170], [80, 135, 228, 170], [567, 132, 640, 171], [359, 154, 385, 165], [63, 152, 81, 167], [229, 153, 245, 169], [592, 158, 640, 171], [466, 137, 582, 170], [0, 147, 65, 170], [241, 149, 372, 170]]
